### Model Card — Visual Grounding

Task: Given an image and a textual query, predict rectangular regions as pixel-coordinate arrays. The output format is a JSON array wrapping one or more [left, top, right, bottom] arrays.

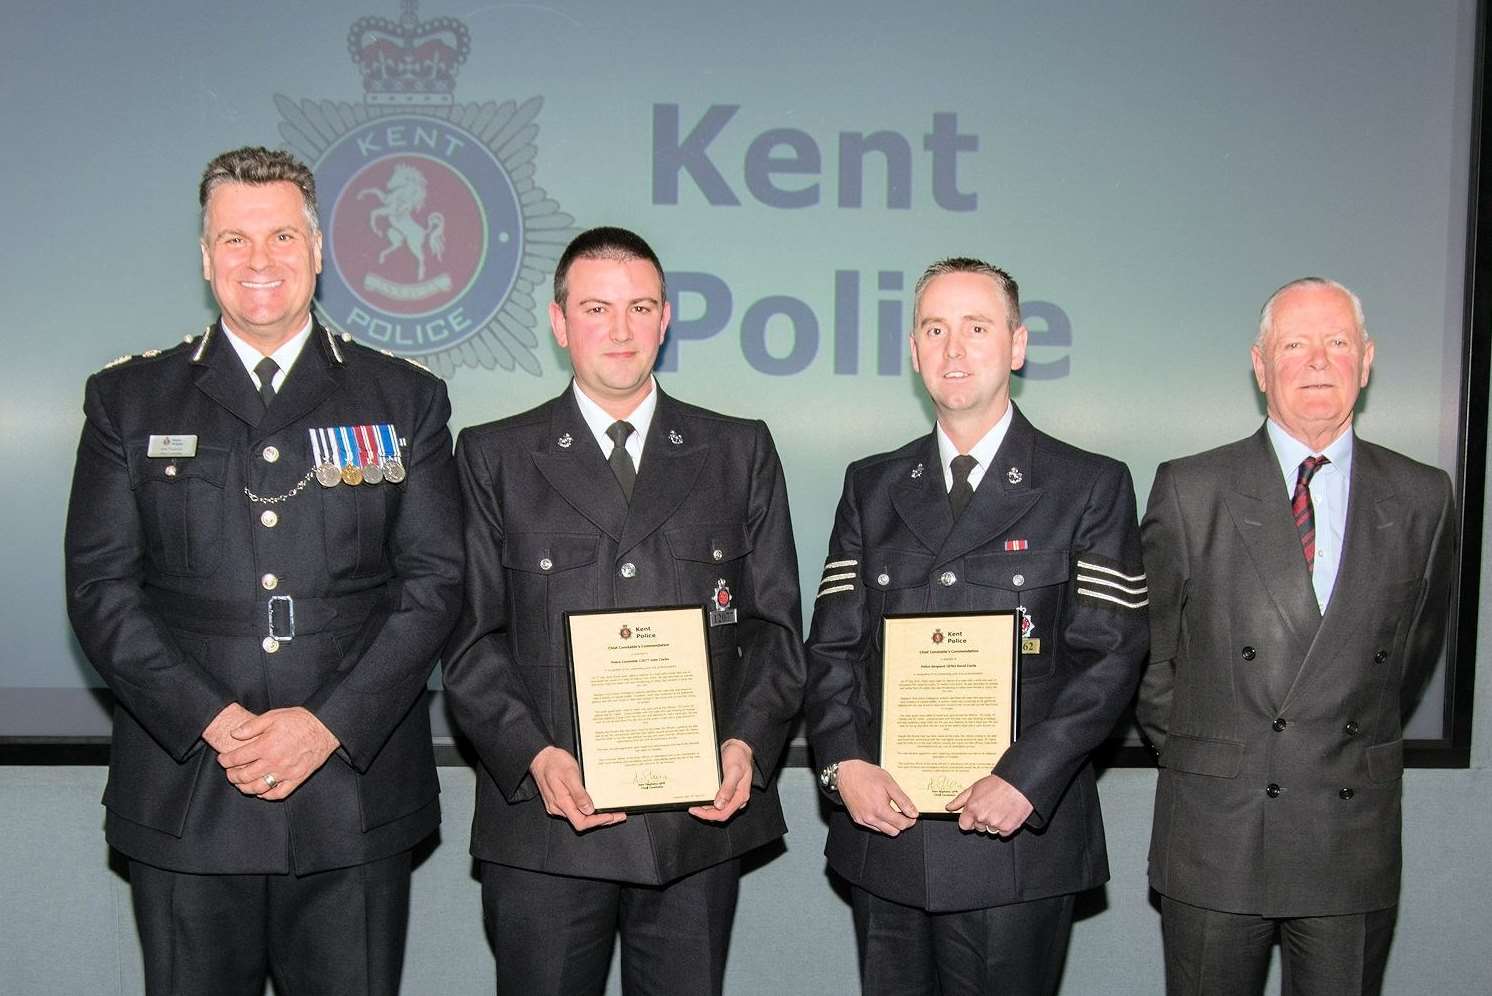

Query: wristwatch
[[819, 761, 840, 792]]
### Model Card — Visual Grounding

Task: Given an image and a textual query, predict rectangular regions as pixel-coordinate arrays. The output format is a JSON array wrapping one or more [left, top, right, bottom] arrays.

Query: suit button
[[1374, 649, 1388, 663], [939, 571, 957, 587], [1345, 720, 1360, 736], [619, 562, 637, 579], [877, 573, 890, 587], [712, 548, 724, 561], [261, 573, 278, 591], [539, 558, 553, 572], [1339, 787, 1355, 800], [1272, 718, 1287, 732], [262, 637, 280, 654], [1265, 783, 1281, 798], [260, 510, 278, 528], [164, 464, 178, 477], [262, 445, 280, 463], [1241, 646, 1256, 660], [1012, 574, 1025, 587]]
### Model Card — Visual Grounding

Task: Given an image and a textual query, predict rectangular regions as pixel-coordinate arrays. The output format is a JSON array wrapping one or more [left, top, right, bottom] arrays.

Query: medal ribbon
[[336, 426, 358, 468], [355, 425, 377, 466]]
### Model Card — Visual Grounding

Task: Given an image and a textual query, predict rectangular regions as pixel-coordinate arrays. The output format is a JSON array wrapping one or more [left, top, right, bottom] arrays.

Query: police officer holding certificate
[[64, 146, 462, 995], [804, 257, 1149, 995], [442, 227, 804, 995]]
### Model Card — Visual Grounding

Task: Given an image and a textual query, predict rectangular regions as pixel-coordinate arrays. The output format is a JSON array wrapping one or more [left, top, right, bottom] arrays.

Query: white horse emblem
[[359, 164, 446, 281]]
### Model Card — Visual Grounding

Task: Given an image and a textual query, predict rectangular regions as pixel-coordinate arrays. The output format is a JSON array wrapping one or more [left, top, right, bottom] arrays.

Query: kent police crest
[[276, 0, 572, 376]]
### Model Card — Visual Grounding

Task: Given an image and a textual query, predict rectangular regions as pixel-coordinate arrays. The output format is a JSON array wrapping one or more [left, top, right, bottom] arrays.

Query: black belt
[[146, 587, 388, 642]]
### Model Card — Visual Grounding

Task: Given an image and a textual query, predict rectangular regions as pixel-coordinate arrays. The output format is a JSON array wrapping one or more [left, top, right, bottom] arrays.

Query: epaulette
[[380, 347, 433, 374], [98, 333, 193, 373]]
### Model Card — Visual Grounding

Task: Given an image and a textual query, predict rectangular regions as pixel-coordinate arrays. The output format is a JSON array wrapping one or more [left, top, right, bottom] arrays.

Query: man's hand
[[530, 745, 627, 832], [947, 773, 1033, 836], [837, 759, 918, 836], [202, 702, 256, 755], [689, 739, 753, 822], [218, 707, 340, 801]]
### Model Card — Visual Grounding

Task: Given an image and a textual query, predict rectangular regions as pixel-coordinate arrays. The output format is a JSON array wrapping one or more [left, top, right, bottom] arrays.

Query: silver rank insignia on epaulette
[[1074, 555, 1149, 610], [102, 354, 133, 369], [816, 557, 859, 600]]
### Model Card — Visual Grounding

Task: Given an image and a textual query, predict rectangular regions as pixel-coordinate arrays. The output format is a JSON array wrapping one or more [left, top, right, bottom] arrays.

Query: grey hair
[[1257, 277, 1368, 346], [199, 146, 319, 237], [913, 257, 1020, 329]]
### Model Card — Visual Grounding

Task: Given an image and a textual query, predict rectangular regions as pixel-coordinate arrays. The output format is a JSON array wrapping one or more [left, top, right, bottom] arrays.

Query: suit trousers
[[481, 857, 741, 996], [851, 885, 1076, 996], [128, 851, 412, 996], [1160, 895, 1397, 996]]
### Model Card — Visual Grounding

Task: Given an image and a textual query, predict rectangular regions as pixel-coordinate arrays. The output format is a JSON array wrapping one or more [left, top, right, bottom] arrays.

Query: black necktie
[[606, 420, 636, 501], [1292, 455, 1330, 572], [949, 454, 977, 519], [254, 356, 279, 410]]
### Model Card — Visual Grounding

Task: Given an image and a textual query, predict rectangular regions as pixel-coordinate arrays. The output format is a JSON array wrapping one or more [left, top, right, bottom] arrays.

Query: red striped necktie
[[1292, 455, 1330, 572]]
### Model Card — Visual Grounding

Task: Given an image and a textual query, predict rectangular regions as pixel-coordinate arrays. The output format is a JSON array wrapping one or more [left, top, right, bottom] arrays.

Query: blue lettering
[[924, 112, 978, 211], [657, 271, 733, 371], [744, 128, 820, 208], [839, 131, 912, 209], [653, 104, 741, 206], [1017, 301, 1072, 380], [742, 296, 818, 375]]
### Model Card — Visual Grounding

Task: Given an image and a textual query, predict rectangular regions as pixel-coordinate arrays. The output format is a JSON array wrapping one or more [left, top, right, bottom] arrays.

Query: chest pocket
[[128, 444, 230, 577], [321, 483, 396, 579], [863, 549, 937, 622], [664, 523, 753, 610], [501, 533, 599, 650], [964, 549, 1071, 679]]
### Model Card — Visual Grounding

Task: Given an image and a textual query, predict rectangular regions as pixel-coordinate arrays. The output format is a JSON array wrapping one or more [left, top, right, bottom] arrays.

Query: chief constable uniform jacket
[[65, 320, 464, 875], [442, 385, 805, 886], [805, 404, 1149, 913]]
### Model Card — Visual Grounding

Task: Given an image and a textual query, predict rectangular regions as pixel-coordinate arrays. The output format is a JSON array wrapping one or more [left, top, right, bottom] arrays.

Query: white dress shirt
[[1265, 419, 1354, 612], [572, 378, 659, 471], [220, 317, 314, 394], [935, 402, 1015, 495]]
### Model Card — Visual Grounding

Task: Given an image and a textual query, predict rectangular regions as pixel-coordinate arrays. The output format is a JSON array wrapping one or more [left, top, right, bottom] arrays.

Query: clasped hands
[[530, 739, 755, 832], [203, 702, 341, 801], [834, 759, 1033, 838]]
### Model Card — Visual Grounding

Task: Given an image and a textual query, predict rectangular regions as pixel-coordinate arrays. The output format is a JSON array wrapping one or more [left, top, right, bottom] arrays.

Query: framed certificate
[[564, 605, 722, 812], [879, 611, 1021, 816]]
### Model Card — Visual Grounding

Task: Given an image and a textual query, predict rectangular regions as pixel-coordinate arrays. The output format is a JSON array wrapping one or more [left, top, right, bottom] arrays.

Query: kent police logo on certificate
[[275, 0, 572, 377]]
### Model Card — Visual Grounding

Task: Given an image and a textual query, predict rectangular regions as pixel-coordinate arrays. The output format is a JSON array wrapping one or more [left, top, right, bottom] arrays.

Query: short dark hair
[[914, 257, 1021, 329], [199, 146, 319, 236], [553, 226, 666, 306]]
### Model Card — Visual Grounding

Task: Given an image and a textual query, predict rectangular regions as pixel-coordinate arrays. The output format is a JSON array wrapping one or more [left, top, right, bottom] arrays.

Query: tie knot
[[254, 356, 279, 387], [1297, 454, 1329, 486], [606, 420, 635, 449], [951, 454, 978, 487]]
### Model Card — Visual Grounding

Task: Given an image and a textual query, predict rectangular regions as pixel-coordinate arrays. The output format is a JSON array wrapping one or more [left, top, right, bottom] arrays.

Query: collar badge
[[557, 432, 573, 448], [1007, 466, 1023, 485]]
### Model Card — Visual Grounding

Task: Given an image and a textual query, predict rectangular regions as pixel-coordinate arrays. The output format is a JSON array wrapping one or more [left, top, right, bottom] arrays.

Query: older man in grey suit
[[1137, 277, 1455, 996]]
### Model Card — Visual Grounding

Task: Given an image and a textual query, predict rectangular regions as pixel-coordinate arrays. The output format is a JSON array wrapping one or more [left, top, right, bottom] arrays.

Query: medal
[[376, 423, 407, 484], [363, 461, 384, 484], [336, 426, 364, 485], [383, 460, 406, 484], [308, 428, 341, 488], [341, 464, 364, 486]]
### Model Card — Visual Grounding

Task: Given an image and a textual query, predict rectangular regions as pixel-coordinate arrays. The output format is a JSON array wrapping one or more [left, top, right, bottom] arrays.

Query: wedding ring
[[263, 773, 279, 789]]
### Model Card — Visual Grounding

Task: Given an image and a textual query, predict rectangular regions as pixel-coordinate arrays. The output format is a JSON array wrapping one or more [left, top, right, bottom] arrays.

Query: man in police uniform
[[64, 146, 463, 995], [442, 227, 804, 995], [1138, 278, 1455, 995], [804, 258, 1148, 995]]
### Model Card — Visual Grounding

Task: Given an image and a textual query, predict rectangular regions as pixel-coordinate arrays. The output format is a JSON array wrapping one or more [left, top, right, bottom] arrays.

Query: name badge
[[147, 434, 198, 458]]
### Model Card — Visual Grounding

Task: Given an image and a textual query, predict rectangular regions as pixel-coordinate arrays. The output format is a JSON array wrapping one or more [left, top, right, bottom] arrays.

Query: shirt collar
[[219, 316, 314, 383], [935, 402, 1014, 486], [1265, 418, 1354, 489], [571, 377, 659, 453]]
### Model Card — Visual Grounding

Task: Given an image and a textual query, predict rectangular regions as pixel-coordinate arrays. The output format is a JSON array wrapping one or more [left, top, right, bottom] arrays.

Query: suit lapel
[[1281, 437, 1393, 711], [1223, 428, 1322, 654], [890, 434, 953, 553], [253, 323, 342, 441], [191, 321, 266, 430], [530, 389, 627, 541], [617, 391, 708, 556], [934, 406, 1042, 569]]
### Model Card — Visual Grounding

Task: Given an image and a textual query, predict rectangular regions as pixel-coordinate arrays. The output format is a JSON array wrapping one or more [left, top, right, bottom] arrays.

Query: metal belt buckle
[[267, 594, 296, 643]]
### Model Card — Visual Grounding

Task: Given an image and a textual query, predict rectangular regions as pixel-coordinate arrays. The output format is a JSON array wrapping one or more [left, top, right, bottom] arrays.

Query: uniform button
[[939, 571, 957, 587], [164, 464, 178, 477], [261, 573, 279, 591], [1265, 783, 1281, 798], [1272, 718, 1287, 732], [262, 637, 280, 654], [539, 558, 553, 572], [1241, 646, 1256, 661], [262, 445, 280, 463], [712, 548, 724, 562], [260, 510, 279, 528], [620, 562, 637, 579], [1374, 649, 1388, 663], [877, 573, 890, 587], [1012, 574, 1025, 587], [1339, 787, 1355, 800], [1344, 720, 1360, 736]]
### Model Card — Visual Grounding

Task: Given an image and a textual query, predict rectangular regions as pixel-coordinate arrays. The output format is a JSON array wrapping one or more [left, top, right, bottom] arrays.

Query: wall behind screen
[[0, 0, 1477, 743]]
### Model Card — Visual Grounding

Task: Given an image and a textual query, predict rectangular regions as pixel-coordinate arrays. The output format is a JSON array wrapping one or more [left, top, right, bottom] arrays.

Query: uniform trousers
[[1160, 895, 1397, 996], [851, 885, 1076, 996], [128, 851, 412, 996], [481, 858, 740, 996]]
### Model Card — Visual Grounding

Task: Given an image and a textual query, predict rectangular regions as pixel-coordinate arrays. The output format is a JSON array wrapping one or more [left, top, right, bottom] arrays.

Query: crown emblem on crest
[[348, 0, 471, 106]]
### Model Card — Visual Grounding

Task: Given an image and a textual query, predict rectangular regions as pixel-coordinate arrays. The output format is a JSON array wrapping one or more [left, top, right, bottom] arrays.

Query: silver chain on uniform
[[243, 470, 316, 505]]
